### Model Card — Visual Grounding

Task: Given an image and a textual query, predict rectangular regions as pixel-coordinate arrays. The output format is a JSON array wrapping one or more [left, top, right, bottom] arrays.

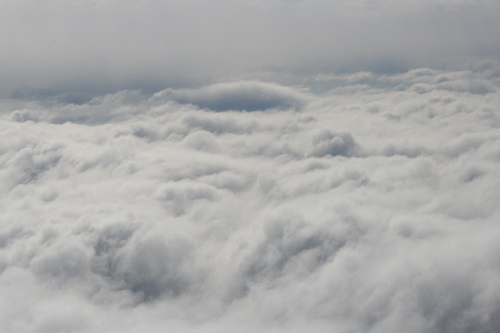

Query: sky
[[1, 1, 500, 333], [2, 0, 500, 99]]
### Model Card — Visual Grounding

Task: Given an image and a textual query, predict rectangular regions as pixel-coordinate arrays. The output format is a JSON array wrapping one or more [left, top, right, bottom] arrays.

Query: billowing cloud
[[1, 66, 500, 332], [156, 81, 310, 111], [1, 0, 500, 331]]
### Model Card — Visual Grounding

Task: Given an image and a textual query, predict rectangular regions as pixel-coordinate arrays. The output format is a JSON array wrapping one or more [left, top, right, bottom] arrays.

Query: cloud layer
[[1, 66, 500, 332], [158, 81, 310, 111]]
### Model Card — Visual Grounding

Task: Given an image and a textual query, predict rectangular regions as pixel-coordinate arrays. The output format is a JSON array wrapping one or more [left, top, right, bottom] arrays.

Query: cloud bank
[[1, 66, 500, 332], [158, 81, 310, 111]]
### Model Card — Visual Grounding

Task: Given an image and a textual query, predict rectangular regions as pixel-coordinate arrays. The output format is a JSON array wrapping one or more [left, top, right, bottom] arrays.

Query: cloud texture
[[1, 65, 500, 332], [2, 0, 500, 331]]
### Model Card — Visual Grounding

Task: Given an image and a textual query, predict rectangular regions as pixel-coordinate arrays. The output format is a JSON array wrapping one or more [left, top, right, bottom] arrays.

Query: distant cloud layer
[[1, 0, 500, 97], [1, 65, 500, 332]]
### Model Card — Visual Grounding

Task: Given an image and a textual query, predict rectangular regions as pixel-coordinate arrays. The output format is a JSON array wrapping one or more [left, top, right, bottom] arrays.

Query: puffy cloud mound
[[308, 130, 358, 157], [1, 68, 500, 333], [156, 81, 310, 111]]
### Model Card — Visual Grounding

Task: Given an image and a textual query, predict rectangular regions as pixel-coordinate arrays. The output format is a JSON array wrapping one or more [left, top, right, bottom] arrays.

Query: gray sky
[[1, 0, 499, 99]]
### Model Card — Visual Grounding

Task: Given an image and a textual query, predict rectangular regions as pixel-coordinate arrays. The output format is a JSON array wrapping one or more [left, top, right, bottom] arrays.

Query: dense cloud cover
[[2, 0, 500, 332], [1, 65, 500, 332]]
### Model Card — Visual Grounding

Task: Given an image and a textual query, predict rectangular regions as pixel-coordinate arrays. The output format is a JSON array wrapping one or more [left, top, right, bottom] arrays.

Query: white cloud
[[0, 67, 499, 332]]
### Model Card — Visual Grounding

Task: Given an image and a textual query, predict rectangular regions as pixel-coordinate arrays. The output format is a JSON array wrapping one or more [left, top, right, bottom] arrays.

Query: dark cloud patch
[[91, 222, 137, 279], [49, 90, 148, 125], [308, 130, 358, 158], [156, 182, 220, 217], [182, 131, 221, 153], [1, 145, 63, 193], [180, 113, 257, 135], [160, 81, 309, 111], [31, 242, 90, 281], [240, 212, 354, 285], [0, 225, 30, 250], [382, 144, 432, 158], [116, 234, 193, 301]]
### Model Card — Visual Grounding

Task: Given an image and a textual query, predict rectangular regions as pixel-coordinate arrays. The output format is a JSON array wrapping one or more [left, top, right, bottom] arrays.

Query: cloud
[[156, 81, 310, 111], [307, 130, 358, 157], [1, 22, 500, 333], [115, 233, 194, 301]]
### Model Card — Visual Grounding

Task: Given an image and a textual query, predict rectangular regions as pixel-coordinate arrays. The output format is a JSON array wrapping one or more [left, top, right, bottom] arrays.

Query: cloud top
[[156, 81, 310, 111], [1, 67, 500, 332]]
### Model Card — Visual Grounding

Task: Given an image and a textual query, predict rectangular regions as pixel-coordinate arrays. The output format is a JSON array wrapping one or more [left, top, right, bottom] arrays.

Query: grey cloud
[[157, 81, 310, 111], [239, 211, 353, 285], [156, 182, 220, 216], [1, 82, 308, 127], [314, 66, 500, 96], [0, 144, 63, 193], [90, 221, 137, 277], [182, 131, 221, 153], [115, 233, 194, 301], [307, 130, 358, 158], [200, 170, 254, 194], [181, 113, 259, 135], [31, 241, 90, 281]]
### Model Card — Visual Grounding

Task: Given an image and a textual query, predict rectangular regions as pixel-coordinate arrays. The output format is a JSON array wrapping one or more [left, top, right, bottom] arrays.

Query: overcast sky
[[1, 1, 500, 333], [1, 0, 500, 99]]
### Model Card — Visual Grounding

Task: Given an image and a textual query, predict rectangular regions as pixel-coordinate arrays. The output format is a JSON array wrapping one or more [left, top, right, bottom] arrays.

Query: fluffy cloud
[[1, 66, 499, 332], [157, 81, 310, 111]]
